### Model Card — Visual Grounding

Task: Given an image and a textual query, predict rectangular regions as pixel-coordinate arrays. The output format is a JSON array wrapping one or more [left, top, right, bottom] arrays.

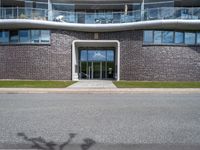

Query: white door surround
[[72, 40, 120, 81]]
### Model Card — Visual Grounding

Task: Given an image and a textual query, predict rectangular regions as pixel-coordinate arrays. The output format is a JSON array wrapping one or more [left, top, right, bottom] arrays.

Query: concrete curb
[[0, 88, 200, 94], [1, 143, 200, 150]]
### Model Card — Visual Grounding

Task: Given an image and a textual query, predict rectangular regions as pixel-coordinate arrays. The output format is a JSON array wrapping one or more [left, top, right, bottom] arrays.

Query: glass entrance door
[[107, 62, 115, 79], [93, 62, 101, 79], [79, 48, 115, 80]]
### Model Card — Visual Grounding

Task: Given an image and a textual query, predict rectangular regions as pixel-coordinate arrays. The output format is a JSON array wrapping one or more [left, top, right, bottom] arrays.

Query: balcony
[[0, 8, 48, 21], [0, 7, 200, 24]]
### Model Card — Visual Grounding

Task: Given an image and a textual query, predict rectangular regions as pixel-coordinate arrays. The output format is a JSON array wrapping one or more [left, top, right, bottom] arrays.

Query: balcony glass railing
[[0, 8, 48, 20], [0, 7, 200, 24]]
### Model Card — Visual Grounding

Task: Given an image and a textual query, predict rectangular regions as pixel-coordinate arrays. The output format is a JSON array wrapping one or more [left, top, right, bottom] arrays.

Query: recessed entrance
[[79, 48, 115, 80], [72, 40, 120, 81]]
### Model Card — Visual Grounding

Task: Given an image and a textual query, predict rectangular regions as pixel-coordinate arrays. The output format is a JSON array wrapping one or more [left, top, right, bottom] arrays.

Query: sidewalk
[[68, 80, 117, 89], [0, 88, 200, 94]]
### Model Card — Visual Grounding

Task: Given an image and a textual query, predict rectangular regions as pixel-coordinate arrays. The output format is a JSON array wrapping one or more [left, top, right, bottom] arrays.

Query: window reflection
[[88, 50, 106, 61], [52, 3, 74, 11], [31, 30, 40, 43], [80, 49, 114, 62], [154, 31, 162, 44], [19, 30, 30, 43], [0, 30, 50, 45], [144, 30, 199, 45], [144, 30, 153, 43], [185, 32, 196, 45], [80, 50, 87, 61], [0, 31, 9, 43], [175, 32, 184, 44], [107, 50, 114, 61], [40, 30, 50, 43], [162, 31, 174, 43], [197, 33, 200, 44], [85, 13, 95, 24]]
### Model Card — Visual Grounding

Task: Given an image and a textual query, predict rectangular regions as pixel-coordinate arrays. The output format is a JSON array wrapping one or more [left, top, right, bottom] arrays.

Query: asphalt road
[[0, 93, 200, 150]]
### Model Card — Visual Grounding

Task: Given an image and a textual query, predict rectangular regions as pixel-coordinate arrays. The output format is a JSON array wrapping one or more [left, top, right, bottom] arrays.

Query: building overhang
[[1, 19, 200, 32]]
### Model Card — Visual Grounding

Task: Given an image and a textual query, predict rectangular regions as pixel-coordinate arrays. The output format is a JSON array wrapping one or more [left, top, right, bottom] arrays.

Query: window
[[143, 30, 200, 46], [162, 31, 174, 44], [52, 3, 74, 11], [80, 50, 88, 61], [185, 32, 196, 45], [175, 32, 184, 44], [31, 30, 40, 43], [0, 29, 50, 45], [196, 33, 200, 44], [10, 30, 19, 43], [40, 30, 50, 43], [85, 13, 95, 24], [144, 31, 153, 44], [106, 50, 114, 61], [0, 31, 9, 43], [154, 31, 162, 44], [19, 30, 30, 43], [144, 0, 174, 9], [36, 2, 48, 9], [88, 50, 106, 61]]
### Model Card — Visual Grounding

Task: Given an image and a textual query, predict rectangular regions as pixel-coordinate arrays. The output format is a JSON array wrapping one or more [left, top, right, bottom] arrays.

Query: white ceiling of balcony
[[175, 0, 200, 6], [51, 0, 140, 3], [1, 0, 200, 7]]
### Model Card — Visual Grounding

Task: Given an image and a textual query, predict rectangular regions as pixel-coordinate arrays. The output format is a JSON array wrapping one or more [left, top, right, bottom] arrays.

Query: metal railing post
[[0, 0, 1, 19], [192, 7, 194, 19], [17, 7, 18, 19]]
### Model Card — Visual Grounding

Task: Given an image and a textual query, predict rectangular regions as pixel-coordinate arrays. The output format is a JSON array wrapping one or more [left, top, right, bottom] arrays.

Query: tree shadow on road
[[17, 132, 96, 150]]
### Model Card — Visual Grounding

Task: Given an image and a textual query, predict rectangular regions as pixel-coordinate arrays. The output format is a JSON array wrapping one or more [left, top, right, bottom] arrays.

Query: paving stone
[[68, 80, 117, 89]]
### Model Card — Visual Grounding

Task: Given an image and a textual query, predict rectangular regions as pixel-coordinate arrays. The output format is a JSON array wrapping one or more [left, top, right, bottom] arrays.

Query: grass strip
[[113, 81, 200, 88], [0, 81, 76, 88]]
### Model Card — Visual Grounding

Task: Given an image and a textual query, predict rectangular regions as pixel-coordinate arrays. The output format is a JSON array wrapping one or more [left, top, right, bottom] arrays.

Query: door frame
[[92, 62, 101, 79], [72, 40, 120, 81], [80, 61, 106, 80]]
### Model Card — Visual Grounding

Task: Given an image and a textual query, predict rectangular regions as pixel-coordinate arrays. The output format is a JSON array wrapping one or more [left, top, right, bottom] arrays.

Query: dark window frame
[[0, 29, 51, 45], [10, 30, 19, 43], [0, 30, 9, 44], [143, 30, 200, 46], [143, 30, 154, 44], [175, 31, 184, 44], [162, 31, 174, 44], [19, 30, 31, 43], [184, 32, 196, 45]]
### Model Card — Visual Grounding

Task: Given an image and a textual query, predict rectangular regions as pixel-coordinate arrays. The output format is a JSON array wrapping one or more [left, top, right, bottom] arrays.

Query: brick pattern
[[0, 30, 200, 81]]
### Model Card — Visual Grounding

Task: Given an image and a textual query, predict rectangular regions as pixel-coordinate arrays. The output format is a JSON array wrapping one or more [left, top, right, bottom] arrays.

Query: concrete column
[[141, 0, 145, 20], [125, 4, 128, 15], [48, 0, 53, 21]]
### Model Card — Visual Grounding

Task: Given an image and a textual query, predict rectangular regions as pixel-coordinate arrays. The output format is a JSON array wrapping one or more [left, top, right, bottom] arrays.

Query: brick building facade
[[0, 30, 199, 81]]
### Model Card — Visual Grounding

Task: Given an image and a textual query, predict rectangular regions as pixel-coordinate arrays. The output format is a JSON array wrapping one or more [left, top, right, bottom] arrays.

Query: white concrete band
[[1, 19, 200, 32]]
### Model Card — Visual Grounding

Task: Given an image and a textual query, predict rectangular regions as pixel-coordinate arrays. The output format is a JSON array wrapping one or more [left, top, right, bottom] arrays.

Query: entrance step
[[68, 80, 117, 89]]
